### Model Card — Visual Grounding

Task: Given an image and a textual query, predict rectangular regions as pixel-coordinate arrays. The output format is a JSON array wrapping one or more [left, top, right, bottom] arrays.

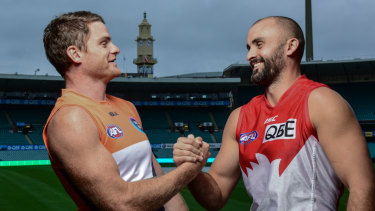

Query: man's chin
[[251, 79, 267, 87], [112, 68, 121, 76], [251, 76, 271, 87], [115, 70, 121, 77], [104, 69, 121, 82], [251, 73, 262, 85]]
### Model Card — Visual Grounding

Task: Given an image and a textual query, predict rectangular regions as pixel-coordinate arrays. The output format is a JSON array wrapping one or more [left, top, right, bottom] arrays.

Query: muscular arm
[[151, 155, 188, 211], [46, 106, 205, 210], [182, 108, 242, 210], [309, 87, 375, 210]]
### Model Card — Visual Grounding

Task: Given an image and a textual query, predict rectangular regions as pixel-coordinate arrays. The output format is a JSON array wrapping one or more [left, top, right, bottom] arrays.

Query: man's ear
[[285, 38, 299, 57], [66, 46, 82, 64]]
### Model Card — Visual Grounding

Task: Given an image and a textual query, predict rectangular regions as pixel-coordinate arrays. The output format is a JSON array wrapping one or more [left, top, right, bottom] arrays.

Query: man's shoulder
[[46, 105, 99, 150], [230, 107, 242, 117], [308, 86, 351, 128], [49, 105, 93, 128], [309, 86, 339, 102]]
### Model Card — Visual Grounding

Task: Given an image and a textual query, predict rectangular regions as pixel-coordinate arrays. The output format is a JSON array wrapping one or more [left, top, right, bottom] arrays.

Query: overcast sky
[[0, 0, 374, 77]]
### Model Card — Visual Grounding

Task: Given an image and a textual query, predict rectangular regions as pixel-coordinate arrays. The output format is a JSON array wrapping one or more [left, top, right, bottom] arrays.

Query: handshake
[[173, 134, 211, 169]]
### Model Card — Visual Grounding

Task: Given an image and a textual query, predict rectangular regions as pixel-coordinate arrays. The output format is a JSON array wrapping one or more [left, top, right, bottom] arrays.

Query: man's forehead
[[248, 18, 283, 39], [251, 18, 278, 31], [88, 21, 107, 32], [87, 21, 110, 39]]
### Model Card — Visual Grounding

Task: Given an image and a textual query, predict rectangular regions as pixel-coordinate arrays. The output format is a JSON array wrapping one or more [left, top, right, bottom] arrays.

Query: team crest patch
[[239, 131, 258, 145], [130, 116, 144, 133], [107, 124, 124, 139]]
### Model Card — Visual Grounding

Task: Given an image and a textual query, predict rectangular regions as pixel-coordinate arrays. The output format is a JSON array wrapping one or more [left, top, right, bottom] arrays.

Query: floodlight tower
[[305, 0, 314, 61]]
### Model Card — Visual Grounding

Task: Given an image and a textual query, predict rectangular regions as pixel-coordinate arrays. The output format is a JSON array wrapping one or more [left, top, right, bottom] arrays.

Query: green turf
[[180, 178, 252, 211], [0, 164, 374, 210], [0, 166, 75, 210]]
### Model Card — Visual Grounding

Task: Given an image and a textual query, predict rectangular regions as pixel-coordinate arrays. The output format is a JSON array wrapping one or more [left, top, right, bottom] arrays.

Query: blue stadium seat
[[212, 109, 230, 129], [169, 109, 211, 125], [145, 129, 181, 143], [7, 108, 50, 126], [0, 111, 10, 129], [2, 108, 50, 145], [214, 131, 223, 143], [138, 109, 170, 129], [330, 82, 375, 121], [0, 130, 29, 145], [0, 150, 49, 161], [27, 126, 44, 145]]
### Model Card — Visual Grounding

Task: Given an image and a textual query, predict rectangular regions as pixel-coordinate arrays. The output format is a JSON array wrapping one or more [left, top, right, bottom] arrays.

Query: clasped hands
[[173, 134, 211, 167]]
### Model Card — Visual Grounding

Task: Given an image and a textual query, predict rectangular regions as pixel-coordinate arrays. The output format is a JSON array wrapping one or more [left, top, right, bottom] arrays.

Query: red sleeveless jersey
[[236, 75, 343, 210]]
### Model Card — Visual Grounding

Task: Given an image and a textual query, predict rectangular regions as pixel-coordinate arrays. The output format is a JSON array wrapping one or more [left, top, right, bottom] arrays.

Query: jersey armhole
[[305, 84, 329, 140], [235, 106, 245, 141]]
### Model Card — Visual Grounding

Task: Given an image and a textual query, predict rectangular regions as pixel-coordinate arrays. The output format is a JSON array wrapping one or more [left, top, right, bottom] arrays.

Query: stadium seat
[[212, 109, 230, 129], [0, 111, 10, 129], [145, 129, 182, 143], [138, 109, 170, 129], [330, 82, 375, 121], [0, 129, 29, 145]]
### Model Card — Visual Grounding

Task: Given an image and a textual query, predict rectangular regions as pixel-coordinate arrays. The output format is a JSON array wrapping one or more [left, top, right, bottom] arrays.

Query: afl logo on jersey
[[106, 124, 124, 139], [239, 131, 258, 145], [130, 117, 145, 133]]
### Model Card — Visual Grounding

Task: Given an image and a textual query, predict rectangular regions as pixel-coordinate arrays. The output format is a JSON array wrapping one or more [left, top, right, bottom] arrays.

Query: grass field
[[0, 164, 373, 210]]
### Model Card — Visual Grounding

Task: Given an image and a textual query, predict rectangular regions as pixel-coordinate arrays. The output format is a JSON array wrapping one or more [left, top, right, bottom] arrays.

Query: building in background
[[133, 12, 157, 78]]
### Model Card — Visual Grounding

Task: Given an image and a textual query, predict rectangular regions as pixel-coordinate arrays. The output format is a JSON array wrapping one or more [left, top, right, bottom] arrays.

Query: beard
[[251, 44, 286, 87]]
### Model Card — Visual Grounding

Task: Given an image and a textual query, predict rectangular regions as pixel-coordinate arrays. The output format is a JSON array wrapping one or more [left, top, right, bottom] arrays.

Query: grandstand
[[0, 58, 375, 162], [0, 58, 374, 211]]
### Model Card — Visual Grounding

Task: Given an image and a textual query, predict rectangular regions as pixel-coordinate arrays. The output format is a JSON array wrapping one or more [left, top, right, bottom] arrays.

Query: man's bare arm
[[47, 106, 207, 210], [309, 87, 375, 211], [174, 108, 242, 210], [151, 154, 188, 211]]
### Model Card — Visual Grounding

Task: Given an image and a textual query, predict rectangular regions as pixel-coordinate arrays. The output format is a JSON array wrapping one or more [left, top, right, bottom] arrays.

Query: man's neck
[[265, 65, 301, 107], [64, 74, 108, 102]]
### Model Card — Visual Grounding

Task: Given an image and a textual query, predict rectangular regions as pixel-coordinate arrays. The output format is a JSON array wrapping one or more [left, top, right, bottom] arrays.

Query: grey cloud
[[0, 0, 374, 77]]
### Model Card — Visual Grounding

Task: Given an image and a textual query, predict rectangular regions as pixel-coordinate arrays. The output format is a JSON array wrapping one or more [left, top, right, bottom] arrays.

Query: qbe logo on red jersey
[[107, 124, 124, 139], [263, 119, 296, 143]]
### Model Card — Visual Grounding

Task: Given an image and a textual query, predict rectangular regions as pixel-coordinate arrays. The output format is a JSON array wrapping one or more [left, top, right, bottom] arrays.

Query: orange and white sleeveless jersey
[[236, 76, 343, 210], [43, 89, 154, 208]]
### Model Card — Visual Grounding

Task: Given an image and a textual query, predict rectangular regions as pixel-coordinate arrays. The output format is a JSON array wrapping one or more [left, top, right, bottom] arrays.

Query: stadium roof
[[163, 72, 224, 78], [1, 58, 374, 94], [0, 73, 240, 93]]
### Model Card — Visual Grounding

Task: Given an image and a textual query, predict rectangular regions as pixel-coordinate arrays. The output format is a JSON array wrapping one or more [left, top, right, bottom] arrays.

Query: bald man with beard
[[173, 16, 375, 211]]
